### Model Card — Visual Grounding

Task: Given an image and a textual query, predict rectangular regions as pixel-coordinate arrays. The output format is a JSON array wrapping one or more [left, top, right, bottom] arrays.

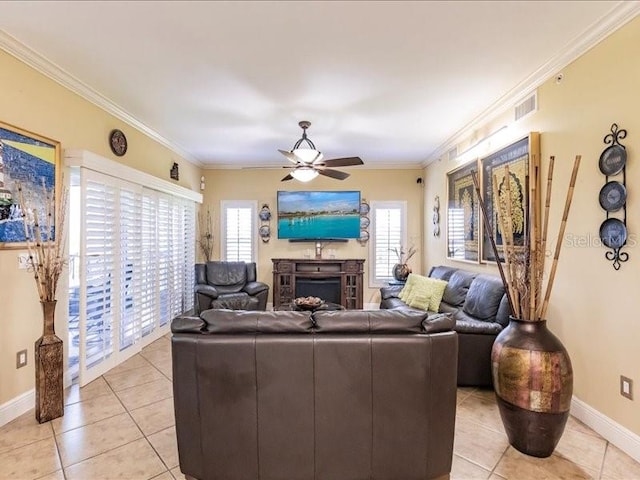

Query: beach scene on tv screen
[[278, 191, 360, 239]]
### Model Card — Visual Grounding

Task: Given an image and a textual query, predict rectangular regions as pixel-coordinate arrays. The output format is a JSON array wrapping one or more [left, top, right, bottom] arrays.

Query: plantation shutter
[[140, 190, 158, 337], [182, 201, 196, 312], [170, 200, 184, 319], [70, 157, 199, 386], [118, 187, 142, 350], [83, 177, 117, 370], [223, 201, 255, 262], [157, 194, 172, 327], [371, 202, 406, 284]]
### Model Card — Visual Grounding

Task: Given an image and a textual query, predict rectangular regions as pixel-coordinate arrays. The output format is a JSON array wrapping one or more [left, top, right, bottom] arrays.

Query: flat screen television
[[277, 190, 361, 240]]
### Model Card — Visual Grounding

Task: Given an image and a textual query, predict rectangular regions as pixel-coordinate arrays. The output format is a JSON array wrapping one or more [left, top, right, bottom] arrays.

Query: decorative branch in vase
[[197, 206, 213, 262], [471, 155, 581, 458], [390, 244, 416, 282], [17, 179, 68, 423]]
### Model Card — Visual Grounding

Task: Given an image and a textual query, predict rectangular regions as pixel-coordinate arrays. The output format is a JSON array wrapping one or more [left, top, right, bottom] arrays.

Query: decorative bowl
[[294, 296, 324, 310]]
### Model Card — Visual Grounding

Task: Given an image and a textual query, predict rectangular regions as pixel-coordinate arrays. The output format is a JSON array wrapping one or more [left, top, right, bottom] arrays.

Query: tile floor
[[1, 334, 640, 480]]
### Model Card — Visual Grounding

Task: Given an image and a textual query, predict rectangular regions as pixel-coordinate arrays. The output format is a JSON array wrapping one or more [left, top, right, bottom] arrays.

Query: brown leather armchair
[[194, 261, 269, 313]]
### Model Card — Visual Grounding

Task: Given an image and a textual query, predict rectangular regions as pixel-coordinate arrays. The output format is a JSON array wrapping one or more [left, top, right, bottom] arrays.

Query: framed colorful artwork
[[0, 121, 61, 249], [480, 133, 540, 262], [446, 159, 480, 263]]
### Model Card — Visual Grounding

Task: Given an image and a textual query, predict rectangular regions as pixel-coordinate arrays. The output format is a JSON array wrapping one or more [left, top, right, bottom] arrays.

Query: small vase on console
[[392, 263, 411, 282]]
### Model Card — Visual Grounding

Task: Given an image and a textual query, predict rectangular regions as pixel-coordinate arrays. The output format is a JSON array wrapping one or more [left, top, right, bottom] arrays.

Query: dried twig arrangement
[[17, 179, 68, 303], [390, 244, 417, 265], [472, 155, 581, 321], [197, 206, 213, 262]]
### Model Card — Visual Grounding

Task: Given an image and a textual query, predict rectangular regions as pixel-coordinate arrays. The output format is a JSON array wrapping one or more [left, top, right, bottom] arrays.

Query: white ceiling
[[0, 1, 634, 169]]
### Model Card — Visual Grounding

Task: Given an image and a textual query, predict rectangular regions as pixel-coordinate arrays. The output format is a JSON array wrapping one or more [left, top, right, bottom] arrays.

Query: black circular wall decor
[[599, 218, 627, 249], [598, 181, 626, 212], [598, 123, 629, 270], [109, 129, 128, 156], [598, 144, 626, 176]]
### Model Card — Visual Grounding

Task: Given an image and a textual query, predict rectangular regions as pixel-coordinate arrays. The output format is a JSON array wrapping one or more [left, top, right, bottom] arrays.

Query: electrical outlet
[[620, 375, 633, 400], [16, 349, 27, 369]]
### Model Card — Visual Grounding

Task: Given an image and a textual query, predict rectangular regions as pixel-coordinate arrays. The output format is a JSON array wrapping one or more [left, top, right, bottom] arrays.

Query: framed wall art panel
[[0, 120, 61, 249], [446, 159, 480, 263], [480, 132, 540, 263]]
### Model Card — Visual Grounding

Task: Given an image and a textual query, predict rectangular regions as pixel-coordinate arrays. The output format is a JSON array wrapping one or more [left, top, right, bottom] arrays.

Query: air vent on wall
[[514, 91, 537, 121], [447, 146, 458, 161]]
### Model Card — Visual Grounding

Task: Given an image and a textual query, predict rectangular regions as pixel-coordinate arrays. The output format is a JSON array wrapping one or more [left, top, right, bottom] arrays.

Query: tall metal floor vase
[[18, 181, 67, 423], [471, 154, 580, 457], [35, 300, 64, 423]]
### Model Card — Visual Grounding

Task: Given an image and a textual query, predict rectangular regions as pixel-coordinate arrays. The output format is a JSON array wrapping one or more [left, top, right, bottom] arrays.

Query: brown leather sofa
[[380, 265, 510, 387], [171, 309, 458, 480], [194, 261, 269, 313]]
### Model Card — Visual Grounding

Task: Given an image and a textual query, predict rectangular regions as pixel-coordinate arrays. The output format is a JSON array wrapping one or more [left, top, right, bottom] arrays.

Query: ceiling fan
[[279, 121, 363, 182]]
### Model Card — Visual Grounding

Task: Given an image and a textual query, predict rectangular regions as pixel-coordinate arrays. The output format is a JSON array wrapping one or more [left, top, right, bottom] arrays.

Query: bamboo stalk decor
[[489, 154, 581, 458], [475, 155, 581, 321]]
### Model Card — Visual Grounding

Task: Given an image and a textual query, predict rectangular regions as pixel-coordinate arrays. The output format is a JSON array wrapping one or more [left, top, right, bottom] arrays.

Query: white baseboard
[[0, 369, 73, 428], [571, 395, 640, 463], [0, 388, 35, 428]]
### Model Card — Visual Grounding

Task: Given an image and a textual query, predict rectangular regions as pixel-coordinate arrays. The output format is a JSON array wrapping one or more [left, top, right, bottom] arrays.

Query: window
[[370, 201, 407, 286], [222, 200, 257, 262]]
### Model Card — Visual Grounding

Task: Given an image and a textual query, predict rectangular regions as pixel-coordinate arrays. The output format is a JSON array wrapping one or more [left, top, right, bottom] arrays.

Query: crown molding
[[0, 30, 202, 167], [423, 1, 640, 167]]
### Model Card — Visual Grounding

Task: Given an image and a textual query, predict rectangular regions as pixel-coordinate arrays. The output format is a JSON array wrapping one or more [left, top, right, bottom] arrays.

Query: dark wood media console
[[272, 258, 365, 310]]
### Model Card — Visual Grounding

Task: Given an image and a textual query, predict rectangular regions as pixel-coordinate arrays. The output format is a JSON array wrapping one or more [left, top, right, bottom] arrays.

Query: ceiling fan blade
[[322, 156, 364, 167], [318, 168, 350, 180], [281, 173, 294, 182], [278, 149, 299, 164]]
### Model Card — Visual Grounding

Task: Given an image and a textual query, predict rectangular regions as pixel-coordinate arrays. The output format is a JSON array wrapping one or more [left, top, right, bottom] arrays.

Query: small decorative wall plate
[[599, 181, 626, 212], [359, 229, 369, 242], [360, 216, 370, 228], [109, 129, 127, 157], [599, 218, 627, 249], [599, 144, 626, 176], [359, 202, 370, 215], [259, 204, 271, 221], [259, 225, 270, 238]]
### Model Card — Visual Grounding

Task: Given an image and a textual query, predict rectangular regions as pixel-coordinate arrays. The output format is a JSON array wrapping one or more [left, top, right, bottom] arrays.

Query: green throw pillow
[[406, 275, 448, 312], [398, 273, 418, 302], [407, 289, 432, 311]]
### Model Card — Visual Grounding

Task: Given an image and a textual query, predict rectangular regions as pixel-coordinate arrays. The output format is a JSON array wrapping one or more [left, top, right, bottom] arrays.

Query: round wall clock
[[109, 129, 128, 157]]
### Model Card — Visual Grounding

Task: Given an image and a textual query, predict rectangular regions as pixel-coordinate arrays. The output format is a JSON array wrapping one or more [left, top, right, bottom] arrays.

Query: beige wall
[[424, 16, 640, 436], [0, 49, 201, 405], [201, 168, 424, 305]]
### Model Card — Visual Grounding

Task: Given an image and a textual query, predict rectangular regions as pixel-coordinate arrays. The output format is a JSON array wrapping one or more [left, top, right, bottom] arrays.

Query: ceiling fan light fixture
[[290, 167, 319, 182], [292, 148, 323, 164]]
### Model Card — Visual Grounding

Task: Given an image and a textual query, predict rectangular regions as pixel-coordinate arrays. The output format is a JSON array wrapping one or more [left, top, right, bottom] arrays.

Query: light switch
[[17, 253, 30, 270]]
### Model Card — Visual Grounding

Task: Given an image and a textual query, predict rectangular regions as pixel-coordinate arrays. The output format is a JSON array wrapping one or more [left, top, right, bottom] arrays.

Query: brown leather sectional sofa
[[171, 308, 458, 480], [380, 265, 510, 386]]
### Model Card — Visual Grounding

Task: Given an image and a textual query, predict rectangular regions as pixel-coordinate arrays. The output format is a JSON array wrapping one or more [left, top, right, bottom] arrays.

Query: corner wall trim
[[0, 389, 35, 428], [571, 395, 640, 464]]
